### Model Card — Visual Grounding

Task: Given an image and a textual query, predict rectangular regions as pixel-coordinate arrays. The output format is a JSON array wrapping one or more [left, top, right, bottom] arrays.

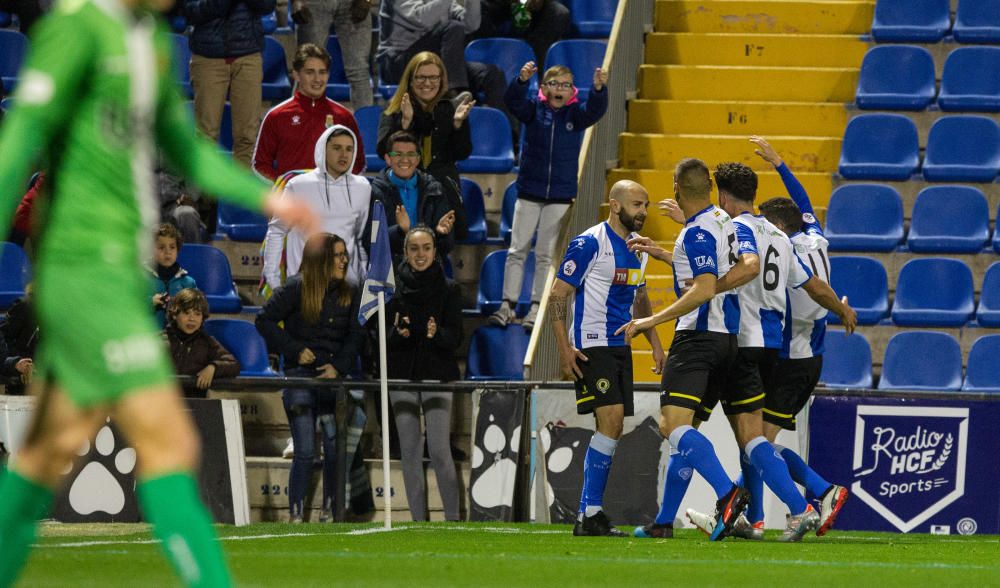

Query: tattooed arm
[[550, 278, 588, 380]]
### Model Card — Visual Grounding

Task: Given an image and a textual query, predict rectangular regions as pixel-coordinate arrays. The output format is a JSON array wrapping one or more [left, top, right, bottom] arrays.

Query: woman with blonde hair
[[378, 51, 474, 239]]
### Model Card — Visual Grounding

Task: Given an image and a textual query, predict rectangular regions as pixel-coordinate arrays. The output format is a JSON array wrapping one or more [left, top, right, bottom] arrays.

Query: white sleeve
[[788, 250, 813, 289]]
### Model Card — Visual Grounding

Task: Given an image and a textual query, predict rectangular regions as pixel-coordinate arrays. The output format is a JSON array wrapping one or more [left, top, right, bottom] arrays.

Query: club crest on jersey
[[802, 212, 816, 224], [562, 260, 577, 276], [851, 406, 969, 533]]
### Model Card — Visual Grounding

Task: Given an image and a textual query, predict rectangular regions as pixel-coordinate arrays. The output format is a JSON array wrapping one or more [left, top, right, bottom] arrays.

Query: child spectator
[[148, 223, 197, 327], [0, 283, 36, 395], [163, 288, 241, 399], [490, 61, 609, 331]]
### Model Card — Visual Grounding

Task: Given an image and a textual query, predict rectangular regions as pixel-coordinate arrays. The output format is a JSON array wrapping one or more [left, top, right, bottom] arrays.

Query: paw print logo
[[471, 414, 519, 509], [68, 420, 137, 516], [540, 423, 591, 523]]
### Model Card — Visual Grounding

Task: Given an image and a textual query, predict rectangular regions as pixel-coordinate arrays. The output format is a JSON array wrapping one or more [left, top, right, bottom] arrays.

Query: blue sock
[[578, 432, 617, 516], [777, 445, 832, 501], [747, 437, 808, 515], [740, 452, 765, 523], [669, 426, 732, 498], [654, 450, 692, 525]]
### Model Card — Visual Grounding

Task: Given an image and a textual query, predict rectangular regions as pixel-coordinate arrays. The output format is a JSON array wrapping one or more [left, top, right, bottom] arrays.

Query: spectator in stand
[[184, 0, 274, 167], [378, 52, 474, 240], [262, 125, 372, 290], [9, 172, 41, 247], [148, 223, 198, 328], [163, 288, 241, 399], [370, 131, 456, 261], [253, 43, 366, 182], [386, 225, 462, 521], [255, 233, 365, 523], [0, 283, 36, 396], [490, 61, 608, 331], [0, 0, 44, 33], [377, 0, 509, 129], [292, 0, 374, 108], [473, 0, 570, 70], [157, 163, 209, 244]]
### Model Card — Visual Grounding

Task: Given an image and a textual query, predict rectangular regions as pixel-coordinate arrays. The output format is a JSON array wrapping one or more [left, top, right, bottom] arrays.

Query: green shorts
[[34, 259, 175, 408]]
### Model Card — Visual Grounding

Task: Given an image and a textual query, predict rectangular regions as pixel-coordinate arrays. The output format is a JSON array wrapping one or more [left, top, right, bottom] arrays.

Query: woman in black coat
[[385, 226, 463, 521]]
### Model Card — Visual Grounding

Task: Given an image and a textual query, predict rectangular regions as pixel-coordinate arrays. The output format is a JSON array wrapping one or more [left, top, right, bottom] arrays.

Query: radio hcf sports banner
[[808, 395, 1000, 535]]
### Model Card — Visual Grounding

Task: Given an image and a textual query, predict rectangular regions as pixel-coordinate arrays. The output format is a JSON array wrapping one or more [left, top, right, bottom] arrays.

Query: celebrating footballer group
[[551, 136, 858, 542]]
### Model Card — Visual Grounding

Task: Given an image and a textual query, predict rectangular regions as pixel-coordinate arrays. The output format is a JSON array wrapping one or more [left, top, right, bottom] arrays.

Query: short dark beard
[[618, 208, 642, 233]]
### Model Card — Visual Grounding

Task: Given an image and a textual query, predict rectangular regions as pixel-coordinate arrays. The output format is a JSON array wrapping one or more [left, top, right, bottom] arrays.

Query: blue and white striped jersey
[[672, 205, 740, 334], [732, 213, 813, 349], [557, 222, 648, 349]]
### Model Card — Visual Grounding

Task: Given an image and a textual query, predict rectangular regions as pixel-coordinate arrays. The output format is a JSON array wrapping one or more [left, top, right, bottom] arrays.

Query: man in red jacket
[[252, 43, 366, 180]]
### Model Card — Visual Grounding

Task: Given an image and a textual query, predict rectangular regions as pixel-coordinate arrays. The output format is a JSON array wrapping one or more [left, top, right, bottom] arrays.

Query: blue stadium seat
[[478, 249, 534, 316], [938, 47, 1000, 112], [0, 30, 28, 93], [569, 0, 618, 38], [455, 107, 515, 173], [465, 38, 537, 86], [892, 258, 974, 327], [0, 97, 13, 114], [544, 39, 606, 95], [819, 330, 873, 389], [459, 179, 487, 244], [829, 256, 889, 325], [177, 244, 242, 313], [203, 319, 279, 377], [325, 36, 352, 101], [262, 37, 291, 100], [170, 33, 193, 97], [169, 15, 187, 32], [218, 102, 233, 151], [962, 334, 1000, 392], [824, 184, 904, 252], [953, 0, 1000, 43], [0, 242, 31, 310], [0, 11, 11, 27], [500, 181, 517, 245], [907, 185, 989, 253], [855, 45, 936, 111], [871, 0, 951, 42], [838, 114, 919, 181], [216, 202, 269, 242], [975, 261, 1000, 326], [260, 11, 278, 34], [465, 325, 530, 380], [353, 105, 385, 172], [923, 115, 1000, 182], [878, 331, 962, 391]]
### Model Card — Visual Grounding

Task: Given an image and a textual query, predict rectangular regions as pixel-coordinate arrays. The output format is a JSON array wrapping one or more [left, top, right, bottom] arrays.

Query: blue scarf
[[388, 171, 419, 227]]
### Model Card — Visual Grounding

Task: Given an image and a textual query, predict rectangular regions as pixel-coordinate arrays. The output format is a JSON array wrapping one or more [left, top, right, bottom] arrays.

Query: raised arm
[[751, 135, 816, 219]]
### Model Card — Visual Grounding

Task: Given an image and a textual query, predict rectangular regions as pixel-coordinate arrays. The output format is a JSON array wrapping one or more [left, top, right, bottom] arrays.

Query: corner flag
[[358, 201, 395, 326]]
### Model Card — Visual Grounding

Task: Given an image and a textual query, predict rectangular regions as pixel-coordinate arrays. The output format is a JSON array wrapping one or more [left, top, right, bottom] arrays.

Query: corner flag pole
[[378, 290, 392, 529]]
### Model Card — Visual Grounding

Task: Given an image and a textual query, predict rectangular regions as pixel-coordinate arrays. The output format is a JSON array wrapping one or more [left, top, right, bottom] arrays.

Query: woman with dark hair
[[378, 51, 473, 239], [385, 225, 462, 521], [256, 233, 364, 523]]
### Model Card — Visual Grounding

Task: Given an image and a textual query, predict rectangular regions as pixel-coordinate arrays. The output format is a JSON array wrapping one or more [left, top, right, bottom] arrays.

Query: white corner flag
[[359, 201, 395, 528]]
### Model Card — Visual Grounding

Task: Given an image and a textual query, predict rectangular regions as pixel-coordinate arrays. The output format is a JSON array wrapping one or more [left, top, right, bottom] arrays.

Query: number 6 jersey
[[671, 205, 740, 334]]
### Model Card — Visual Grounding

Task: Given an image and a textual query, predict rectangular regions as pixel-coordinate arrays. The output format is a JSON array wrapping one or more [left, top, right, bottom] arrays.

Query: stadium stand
[[171, 33, 193, 97], [567, 0, 618, 38], [820, 330, 874, 389], [975, 261, 1000, 327], [870, 0, 951, 43], [953, 0, 1000, 43], [477, 250, 534, 316], [922, 115, 1000, 182], [938, 46, 1000, 112], [353, 105, 385, 172], [0, 30, 27, 93], [465, 324, 530, 380], [907, 185, 990, 253], [324, 36, 355, 102], [878, 331, 963, 391], [203, 319, 280, 377], [544, 39, 607, 94], [458, 179, 487, 245], [455, 107, 516, 174], [891, 258, 975, 327], [216, 202, 269, 243], [962, 334, 1000, 392], [855, 45, 936, 111], [0, 11, 11, 28], [0, 242, 30, 310], [838, 114, 919, 180], [824, 184, 904, 252], [177, 244, 243, 313], [498, 181, 518, 246], [464, 38, 538, 87], [261, 37, 292, 101], [829, 256, 890, 325]]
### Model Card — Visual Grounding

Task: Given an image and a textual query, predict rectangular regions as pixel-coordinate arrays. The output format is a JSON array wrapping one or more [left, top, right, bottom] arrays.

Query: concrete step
[[645, 32, 868, 68], [629, 100, 849, 137], [639, 64, 858, 102], [619, 133, 842, 173], [654, 0, 875, 35]]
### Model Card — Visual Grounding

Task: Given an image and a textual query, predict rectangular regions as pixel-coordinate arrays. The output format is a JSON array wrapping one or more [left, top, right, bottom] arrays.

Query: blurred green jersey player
[[0, 0, 315, 585]]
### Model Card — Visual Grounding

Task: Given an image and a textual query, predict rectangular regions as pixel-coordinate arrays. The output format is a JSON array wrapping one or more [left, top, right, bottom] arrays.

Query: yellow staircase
[[613, 0, 873, 381]]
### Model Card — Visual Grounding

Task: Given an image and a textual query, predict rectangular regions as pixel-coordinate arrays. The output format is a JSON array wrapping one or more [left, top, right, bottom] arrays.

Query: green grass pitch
[[22, 522, 1000, 587]]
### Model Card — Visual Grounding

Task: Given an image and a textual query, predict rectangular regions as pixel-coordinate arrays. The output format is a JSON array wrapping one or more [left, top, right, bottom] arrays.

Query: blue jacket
[[184, 0, 274, 59], [148, 264, 198, 327], [504, 77, 608, 202]]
